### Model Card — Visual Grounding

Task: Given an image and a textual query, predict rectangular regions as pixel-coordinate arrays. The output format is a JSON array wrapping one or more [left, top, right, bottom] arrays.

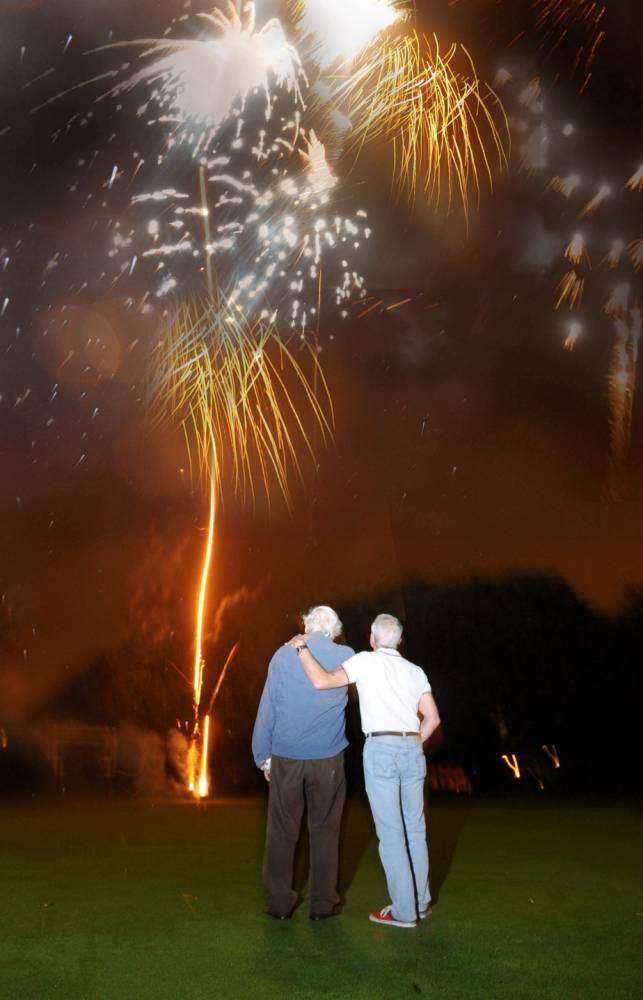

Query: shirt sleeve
[[417, 669, 431, 696], [342, 651, 366, 684], [251, 651, 281, 768]]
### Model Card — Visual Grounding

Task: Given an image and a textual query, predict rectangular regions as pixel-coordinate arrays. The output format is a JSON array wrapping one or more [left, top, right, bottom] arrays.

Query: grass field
[[1, 795, 641, 1000]]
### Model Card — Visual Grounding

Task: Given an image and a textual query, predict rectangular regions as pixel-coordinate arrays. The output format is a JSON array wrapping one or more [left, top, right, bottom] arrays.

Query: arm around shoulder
[[286, 636, 350, 689]]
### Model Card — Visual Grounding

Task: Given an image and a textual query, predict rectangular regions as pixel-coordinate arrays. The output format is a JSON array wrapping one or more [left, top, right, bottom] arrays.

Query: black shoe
[[310, 909, 340, 921], [266, 909, 292, 920]]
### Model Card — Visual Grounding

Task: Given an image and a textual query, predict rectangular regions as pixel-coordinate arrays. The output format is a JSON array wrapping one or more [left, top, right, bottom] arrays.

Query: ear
[[369, 633, 376, 650]]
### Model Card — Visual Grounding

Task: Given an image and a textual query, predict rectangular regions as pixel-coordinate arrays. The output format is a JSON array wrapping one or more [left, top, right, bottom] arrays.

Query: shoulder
[[408, 661, 431, 691], [269, 645, 292, 672], [399, 655, 425, 677], [342, 649, 371, 680], [345, 649, 370, 664]]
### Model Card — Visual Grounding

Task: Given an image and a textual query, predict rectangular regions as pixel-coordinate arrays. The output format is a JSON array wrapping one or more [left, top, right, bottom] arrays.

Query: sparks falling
[[555, 270, 584, 310], [337, 30, 507, 215], [532, 0, 607, 92], [150, 290, 332, 504]]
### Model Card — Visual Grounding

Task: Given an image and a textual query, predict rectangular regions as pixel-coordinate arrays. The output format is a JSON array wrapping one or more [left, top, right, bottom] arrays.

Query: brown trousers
[[263, 752, 346, 916]]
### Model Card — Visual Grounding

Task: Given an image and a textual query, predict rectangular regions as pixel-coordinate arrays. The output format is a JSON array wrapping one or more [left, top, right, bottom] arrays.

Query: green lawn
[[1, 796, 641, 1000]]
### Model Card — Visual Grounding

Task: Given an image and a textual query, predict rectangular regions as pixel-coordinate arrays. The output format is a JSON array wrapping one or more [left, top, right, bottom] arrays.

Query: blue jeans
[[363, 736, 430, 922]]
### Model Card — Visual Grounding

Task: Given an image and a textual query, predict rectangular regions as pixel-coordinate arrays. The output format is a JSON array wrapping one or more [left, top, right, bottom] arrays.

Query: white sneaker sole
[[369, 913, 417, 928], [419, 908, 433, 920]]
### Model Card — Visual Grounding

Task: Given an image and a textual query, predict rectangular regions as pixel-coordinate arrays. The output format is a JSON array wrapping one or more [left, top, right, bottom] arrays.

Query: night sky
[[1, 0, 642, 723]]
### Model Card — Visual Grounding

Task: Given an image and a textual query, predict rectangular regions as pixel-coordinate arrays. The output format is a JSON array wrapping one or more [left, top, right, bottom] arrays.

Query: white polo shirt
[[342, 647, 431, 735]]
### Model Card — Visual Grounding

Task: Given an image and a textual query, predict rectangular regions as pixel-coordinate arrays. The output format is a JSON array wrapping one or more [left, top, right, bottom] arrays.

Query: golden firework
[[335, 30, 508, 217], [150, 290, 332, 507]]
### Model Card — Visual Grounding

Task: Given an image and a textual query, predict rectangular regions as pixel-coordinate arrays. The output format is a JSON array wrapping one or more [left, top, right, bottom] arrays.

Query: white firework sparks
[[120, 111, 370, 331], [100, 2, 304, 156], [293, 0, 406, 69]]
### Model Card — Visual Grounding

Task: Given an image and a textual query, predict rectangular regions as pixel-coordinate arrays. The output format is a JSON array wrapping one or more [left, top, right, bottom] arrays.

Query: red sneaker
[[369, 905, 416, 928]]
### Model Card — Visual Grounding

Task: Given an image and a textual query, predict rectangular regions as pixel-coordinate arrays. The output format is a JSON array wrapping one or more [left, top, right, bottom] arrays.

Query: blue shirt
[[251, 632, 354, 766]]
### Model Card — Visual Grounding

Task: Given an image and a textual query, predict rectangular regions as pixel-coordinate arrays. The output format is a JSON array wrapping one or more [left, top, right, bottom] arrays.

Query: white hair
[[371, 613, 403, 649], [302, 605, 342, 640]]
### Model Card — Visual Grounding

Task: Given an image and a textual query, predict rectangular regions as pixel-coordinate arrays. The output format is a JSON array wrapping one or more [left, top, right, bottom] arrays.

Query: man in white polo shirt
[[287, 613, 440, 928]]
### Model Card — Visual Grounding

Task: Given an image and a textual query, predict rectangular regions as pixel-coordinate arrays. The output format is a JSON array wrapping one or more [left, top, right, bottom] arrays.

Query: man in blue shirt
[[252, 605, 354, 920]]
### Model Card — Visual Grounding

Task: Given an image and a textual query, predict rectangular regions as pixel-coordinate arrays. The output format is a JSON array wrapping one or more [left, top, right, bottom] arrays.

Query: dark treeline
[[1, 572, 641, 796], [342, 574, 641, 795]]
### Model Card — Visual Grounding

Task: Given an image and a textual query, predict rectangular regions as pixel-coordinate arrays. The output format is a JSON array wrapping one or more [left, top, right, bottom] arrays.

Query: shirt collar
[[376, 646, 401, 656]]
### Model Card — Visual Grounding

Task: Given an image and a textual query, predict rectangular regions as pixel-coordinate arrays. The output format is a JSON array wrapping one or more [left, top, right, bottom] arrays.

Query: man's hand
[[288, 638, 349, 690], [263, 767, 271, 783], [260, 758, 272, 782]]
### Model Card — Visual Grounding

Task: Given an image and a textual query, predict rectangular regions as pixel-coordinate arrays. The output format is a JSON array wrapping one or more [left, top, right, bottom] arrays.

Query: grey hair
[[371, 613, 403, 649], [302, 605, 342, 640]]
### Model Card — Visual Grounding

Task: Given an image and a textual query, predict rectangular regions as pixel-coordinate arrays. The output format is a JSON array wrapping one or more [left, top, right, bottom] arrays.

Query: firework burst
[[335, 30, 508, 216], [150, 289, 332, 505], [291, 0, 407, 69], [98, 1, 305, 157]]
